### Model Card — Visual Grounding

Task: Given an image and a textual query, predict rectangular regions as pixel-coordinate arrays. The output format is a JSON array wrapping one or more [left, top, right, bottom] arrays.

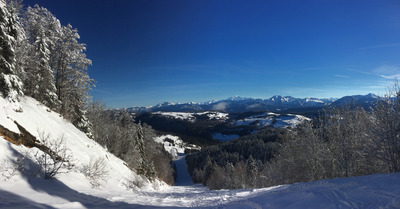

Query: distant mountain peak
[[127, 93, 378, 113], [225, 96, 249, 101]]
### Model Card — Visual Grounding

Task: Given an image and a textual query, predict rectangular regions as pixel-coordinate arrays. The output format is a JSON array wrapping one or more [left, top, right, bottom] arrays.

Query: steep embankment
[[0, 96, 164, 207]]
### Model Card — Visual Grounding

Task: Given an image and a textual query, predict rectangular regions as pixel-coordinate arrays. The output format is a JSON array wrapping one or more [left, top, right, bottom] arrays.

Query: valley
[[131, 93, 379, 146]]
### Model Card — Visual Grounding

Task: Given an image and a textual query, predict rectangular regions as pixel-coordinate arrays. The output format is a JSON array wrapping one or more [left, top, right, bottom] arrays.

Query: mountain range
[[127, 94, 380, 113]]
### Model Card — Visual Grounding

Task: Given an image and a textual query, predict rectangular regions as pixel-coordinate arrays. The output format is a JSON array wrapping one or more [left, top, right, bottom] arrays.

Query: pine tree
[[136, 123, 155, 181], [246, 155, 258, 187], [0, 0, 23, 109], [22, 5, 93, 132], [22, 5, 60, 109]]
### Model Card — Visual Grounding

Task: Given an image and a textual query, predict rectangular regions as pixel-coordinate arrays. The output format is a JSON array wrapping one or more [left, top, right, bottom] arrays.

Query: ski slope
[[1, 96, 400, 208]]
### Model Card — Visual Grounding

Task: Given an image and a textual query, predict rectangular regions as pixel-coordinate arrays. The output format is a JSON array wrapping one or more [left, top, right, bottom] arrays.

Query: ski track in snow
[[174, 154, 194, 186]]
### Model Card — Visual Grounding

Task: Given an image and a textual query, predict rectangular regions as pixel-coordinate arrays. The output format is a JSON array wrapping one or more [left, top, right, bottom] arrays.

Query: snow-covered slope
[[232, 112, 311, 128], [1, 96, 399, 209], [0, 97, 164, 206]]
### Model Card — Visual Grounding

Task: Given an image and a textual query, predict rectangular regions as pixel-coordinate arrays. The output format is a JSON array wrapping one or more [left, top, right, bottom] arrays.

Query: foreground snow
[[1, 170, 399, 208], [1, 96, 400, 208]]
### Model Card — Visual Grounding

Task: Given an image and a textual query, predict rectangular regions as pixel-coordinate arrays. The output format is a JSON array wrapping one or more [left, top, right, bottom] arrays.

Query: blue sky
[[23, 0, 400, 107]]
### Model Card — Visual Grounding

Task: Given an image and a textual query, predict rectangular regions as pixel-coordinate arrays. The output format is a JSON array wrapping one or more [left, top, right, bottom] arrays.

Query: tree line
[[187, 84, 400, 190], [86, 101, 176, 185], [0, 0, 93, 133]]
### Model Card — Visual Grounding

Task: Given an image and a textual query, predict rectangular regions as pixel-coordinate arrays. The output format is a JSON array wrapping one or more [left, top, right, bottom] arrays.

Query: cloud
[[345, 66, 400, 80], [334, 74, 350, 78], [212, 102, 228, 111], [373, 65, 400, 80], [379, 74, 400, 79], [247, 103, 262, 109]]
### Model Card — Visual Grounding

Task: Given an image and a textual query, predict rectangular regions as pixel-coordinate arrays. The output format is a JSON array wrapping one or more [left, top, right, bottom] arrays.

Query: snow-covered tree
[[0, 0, 23, 109], [22, 5, 93, 131], [136, 122, 156, 181], [54, 24, 93, 130], [22, 5, 60, 109], [370, 83, 400, 172]]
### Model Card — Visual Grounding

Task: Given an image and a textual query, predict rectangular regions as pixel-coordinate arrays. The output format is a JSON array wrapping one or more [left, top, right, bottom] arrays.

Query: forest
[[187, 84, 400, 189]]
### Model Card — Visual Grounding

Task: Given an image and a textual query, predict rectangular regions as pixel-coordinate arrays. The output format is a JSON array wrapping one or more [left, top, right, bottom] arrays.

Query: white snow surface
[[153, 135, 200, 159], [1, 96, 400, 208], [232, 112, 311, 128], [154, 111, 229, 123]]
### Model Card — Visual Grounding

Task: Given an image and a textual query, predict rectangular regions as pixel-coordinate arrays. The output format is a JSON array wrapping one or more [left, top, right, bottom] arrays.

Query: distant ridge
[[127, 94, 380, 113]]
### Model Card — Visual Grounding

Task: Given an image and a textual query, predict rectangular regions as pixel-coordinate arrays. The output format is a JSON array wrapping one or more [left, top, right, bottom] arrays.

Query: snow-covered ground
[[1, 163, 399, 209], [232, 112, 311, 128], [153, 134, 200, 159], [154, 111, 229, 123], [1, 96, 400, 209]]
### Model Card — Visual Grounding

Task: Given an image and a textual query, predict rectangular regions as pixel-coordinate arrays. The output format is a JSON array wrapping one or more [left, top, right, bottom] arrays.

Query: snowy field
[[154, 111, 229, 123], [1, 97, 400, 208], [153, 134, 200, 159], [232, 112, 311, 128]]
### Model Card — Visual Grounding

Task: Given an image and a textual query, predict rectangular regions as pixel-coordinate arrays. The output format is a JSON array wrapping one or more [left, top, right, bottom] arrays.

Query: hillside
[[0, 96, 399, 208], [135, 110, 311, 143], [0, 96, 165, 206]]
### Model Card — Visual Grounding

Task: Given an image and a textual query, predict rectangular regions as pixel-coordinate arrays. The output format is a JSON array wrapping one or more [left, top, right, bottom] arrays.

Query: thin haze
[[23, 0, 400, 107]]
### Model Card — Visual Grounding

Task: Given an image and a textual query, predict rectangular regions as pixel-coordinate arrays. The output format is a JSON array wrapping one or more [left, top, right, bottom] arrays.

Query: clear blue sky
[[23, 0, 400, 107]]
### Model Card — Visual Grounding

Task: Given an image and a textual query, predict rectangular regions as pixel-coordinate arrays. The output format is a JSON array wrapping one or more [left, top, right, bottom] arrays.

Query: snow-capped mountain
[[127, 94, 383, 114], [331, 93, 379, 107], [127, 95, 340, 113]]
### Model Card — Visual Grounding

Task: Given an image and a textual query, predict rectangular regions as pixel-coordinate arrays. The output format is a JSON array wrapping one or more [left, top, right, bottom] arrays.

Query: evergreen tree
[[246, 155, 258, 187], [136, 123, 156, 180], [22, 5, 60, 109], [22, 5, 93, 132], [0, 0, 23, 108]]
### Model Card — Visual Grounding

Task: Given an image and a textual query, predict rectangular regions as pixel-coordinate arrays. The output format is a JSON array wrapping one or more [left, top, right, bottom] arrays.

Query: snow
[[153, 134, 200, 159], [0, 98, 19, 133], [174, 154, 193, 186], [232, 112, 311, 128], [154, 111, 229, 123], [197, 111, 229, 120], [155, 111, 196, 122], [1, 96, 400, 208]]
